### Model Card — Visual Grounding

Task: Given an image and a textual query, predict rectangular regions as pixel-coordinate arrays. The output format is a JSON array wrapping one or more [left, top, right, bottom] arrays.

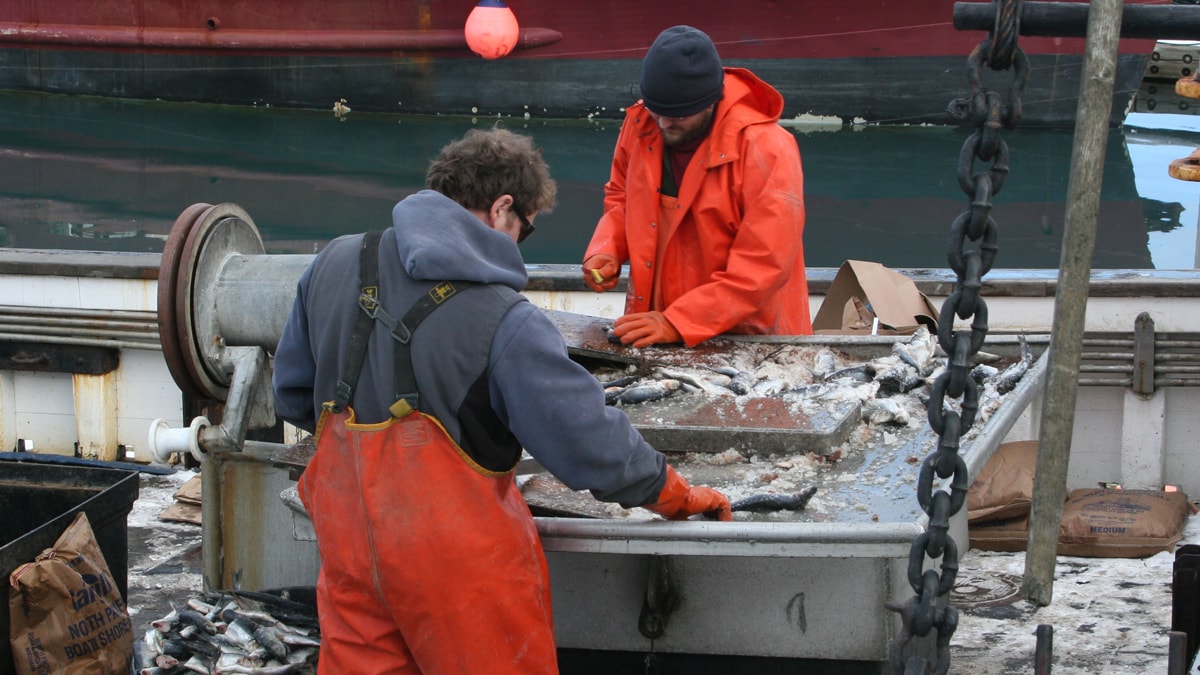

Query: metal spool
[[158, 203, 265, 400]]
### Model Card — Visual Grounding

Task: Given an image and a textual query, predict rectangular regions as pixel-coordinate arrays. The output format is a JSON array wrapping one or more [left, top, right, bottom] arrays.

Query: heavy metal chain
[[886, 1, 1027, 673]]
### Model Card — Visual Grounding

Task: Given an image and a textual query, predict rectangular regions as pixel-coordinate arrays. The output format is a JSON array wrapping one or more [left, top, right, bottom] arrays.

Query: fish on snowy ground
[[139, 589, 320, 674]]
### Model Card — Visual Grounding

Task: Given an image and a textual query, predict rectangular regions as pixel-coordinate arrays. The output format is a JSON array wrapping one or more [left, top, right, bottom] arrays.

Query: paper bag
[[814, 260, 939, 335], [8, 512, 134, 674], [1057, 488, 1193, 558]]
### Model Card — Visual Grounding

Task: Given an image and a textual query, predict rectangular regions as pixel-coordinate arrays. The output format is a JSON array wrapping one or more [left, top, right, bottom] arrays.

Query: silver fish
[[731, 485, 818, 512], [785, 383, 829, 399], [828, 364, 873, 384], [213, 664, 298, 675], [812, 348, 838, 382], [875, 365, 923, 396], [597, 373, 640, 389], [177, 608, 218, 635], [727, 370, 759, 394], [279, 632, 322, 648], [181, 654, 213, 674], [253, 624, 290, 662], [655, 367, 730, 396], [995, 335, 1033, 394], [751, 377, 790, 397], [286, 646, 319, 664], [862, 397, 910, 425], [970, 363, 999, 383], [223, 617, 259, 648], [151, 609, 178, 633], [892, 325, 938, 375], [617, 379, 681, 404]]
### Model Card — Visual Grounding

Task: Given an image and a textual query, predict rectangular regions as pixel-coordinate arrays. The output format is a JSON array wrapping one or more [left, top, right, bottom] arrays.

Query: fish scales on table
[[139, 589, 320, 674]]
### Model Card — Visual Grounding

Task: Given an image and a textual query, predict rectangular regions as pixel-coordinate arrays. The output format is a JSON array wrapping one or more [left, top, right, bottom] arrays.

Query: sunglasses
[[511, 204, 536, 243]]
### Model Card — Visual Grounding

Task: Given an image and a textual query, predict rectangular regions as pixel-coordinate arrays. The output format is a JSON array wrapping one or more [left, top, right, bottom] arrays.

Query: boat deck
[[123, 465, 1200, 674]]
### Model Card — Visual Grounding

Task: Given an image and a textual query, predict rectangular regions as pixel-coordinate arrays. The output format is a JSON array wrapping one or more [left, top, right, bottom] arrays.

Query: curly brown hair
[[425, 126, 557, 218]]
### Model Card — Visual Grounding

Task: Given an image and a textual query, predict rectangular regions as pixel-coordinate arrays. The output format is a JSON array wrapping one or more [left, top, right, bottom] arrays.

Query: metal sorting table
[[519, 312, 1049, 664]]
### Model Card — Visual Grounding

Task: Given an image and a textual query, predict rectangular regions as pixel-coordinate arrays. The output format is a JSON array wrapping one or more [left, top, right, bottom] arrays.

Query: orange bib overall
[[299, 408, 556, 674], [296, 231, 557, 673]]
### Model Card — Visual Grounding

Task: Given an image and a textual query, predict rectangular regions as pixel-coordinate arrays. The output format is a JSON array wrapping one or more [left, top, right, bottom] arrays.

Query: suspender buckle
[[358, 286, 380, 314]]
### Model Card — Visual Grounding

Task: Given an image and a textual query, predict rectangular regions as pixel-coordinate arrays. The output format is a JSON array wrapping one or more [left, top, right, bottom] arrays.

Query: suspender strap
[[327, 230, 383, 414], [326, 229, 475, 417], [387, 280, 473, 416]]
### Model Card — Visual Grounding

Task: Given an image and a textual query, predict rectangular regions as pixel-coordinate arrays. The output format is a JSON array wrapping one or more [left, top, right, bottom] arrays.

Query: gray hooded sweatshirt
[[273, 190, 666, 506]]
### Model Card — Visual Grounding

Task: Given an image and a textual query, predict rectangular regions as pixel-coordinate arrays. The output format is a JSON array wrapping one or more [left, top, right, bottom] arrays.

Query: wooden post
[[1022, 0, 1124, 607]]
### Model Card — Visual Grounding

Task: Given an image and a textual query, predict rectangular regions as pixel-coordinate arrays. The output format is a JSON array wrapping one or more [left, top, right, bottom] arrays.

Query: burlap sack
[[968, 440, 1039, 524], [8, 512, 134, 674]]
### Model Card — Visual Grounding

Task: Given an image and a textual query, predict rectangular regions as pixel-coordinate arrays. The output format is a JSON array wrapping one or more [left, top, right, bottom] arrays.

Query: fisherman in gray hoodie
[[272, 126, 730, 674]]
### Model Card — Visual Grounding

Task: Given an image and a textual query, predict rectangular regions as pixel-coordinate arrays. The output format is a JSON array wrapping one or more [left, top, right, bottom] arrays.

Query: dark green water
[[0, 89, 1197, 269]]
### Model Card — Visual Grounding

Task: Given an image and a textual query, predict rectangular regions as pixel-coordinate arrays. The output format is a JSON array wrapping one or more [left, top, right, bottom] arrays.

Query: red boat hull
[[0, 1, 1162, 125]]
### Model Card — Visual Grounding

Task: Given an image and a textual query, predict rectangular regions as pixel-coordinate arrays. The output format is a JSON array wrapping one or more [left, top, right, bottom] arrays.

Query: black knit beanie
[[640, 26, 724, 117]]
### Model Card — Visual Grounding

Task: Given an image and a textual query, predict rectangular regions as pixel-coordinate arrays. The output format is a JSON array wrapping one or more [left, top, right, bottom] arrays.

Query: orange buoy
[[464, 0, 519, 59], [1169, 148, 1200, 182]]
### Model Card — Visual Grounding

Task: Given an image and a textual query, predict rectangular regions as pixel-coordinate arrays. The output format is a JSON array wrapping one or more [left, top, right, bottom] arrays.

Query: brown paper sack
[[1057, 488, 1193, 558], [8, 512, 134, 674], [967, 440, 1040, 524]]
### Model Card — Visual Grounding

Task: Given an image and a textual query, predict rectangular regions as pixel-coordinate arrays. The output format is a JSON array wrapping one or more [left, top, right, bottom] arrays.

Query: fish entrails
[[730, 486, 818, 512]]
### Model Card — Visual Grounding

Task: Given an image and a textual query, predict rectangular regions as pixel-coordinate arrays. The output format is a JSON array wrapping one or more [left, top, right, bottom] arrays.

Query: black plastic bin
[[0, 461, 139, 675]]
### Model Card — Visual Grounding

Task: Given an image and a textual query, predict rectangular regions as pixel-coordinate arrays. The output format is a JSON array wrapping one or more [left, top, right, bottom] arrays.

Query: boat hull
[[0, 48, 1151, 127], [0, 0, 1157, 126]]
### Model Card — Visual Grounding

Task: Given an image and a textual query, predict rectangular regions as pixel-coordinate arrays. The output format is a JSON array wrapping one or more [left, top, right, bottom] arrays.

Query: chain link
[[886, 1, 1027, 672]]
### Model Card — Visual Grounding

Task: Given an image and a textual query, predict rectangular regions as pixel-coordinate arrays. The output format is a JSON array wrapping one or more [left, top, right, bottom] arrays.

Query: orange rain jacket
[[585, 67, 812, 346]]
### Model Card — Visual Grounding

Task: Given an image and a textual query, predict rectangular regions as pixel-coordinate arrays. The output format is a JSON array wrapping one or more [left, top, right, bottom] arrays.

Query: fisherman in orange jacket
[[583, 25, 812, 347]]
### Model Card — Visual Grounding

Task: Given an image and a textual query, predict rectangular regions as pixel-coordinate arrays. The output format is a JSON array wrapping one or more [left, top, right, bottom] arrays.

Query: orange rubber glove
[[613, 311, 681, 348], [645, 465, 732, 521], [582, 254, 620, 292]]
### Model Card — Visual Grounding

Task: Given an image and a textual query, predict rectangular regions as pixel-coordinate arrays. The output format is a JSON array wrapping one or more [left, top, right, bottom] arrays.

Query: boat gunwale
[[3, 248, 1200, 297]]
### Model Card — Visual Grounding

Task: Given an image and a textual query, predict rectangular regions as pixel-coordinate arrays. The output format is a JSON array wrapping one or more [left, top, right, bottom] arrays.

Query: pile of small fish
[[138, 589, 319, 674], [595, 327, 1036, 427]]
